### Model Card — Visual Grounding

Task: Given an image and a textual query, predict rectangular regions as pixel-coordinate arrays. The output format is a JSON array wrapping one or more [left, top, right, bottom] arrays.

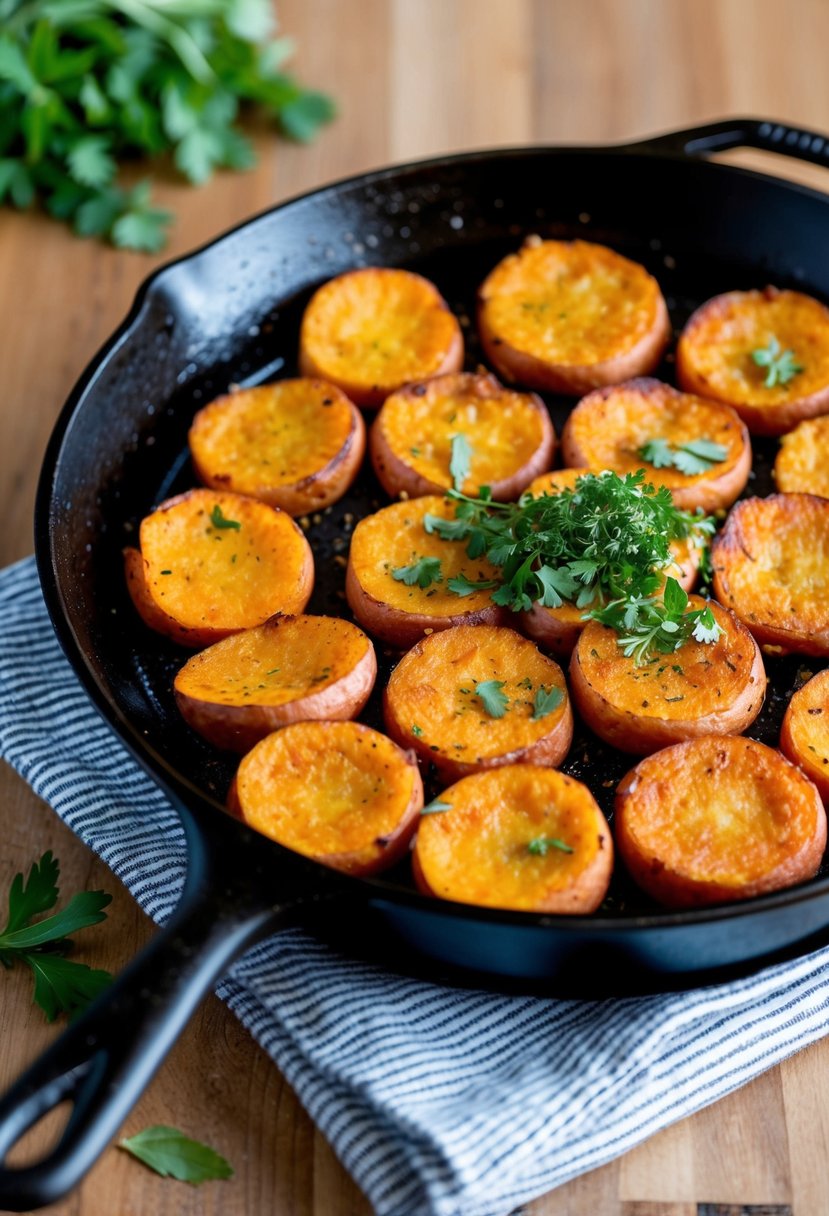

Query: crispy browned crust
[[712, 494, 829, 656], [676, 288, 829, 436], [560, 378, 752, 513], [369, 372, 555, 501], [174, 616, 378, 752], [615, 737, 827, 907], [568, 607, 766, 756], [344, 560, 507, 649]]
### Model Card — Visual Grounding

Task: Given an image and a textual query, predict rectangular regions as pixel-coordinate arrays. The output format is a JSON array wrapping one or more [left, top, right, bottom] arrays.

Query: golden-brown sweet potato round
[[188, 379, 365, 516], [712, 494, 829, 656], [560, 378, 751, 512], [370, 371, 554, 501], [125, 489, 314, 647], [174, 614, 377, 752], [780, 668, 829, 803], [570, 599, 765, 755], [676, 287, 829, 436], [298, 267, 463, 408], [615, 736, 827, 907], [521, 469, 703, 658], [477, 238, 670, 395], [383, 624, 572, 781], [774, 415, 829, 498], [345, 495, 506, 648], [228, 721, 423, 875], [412, 765, 613, 913]]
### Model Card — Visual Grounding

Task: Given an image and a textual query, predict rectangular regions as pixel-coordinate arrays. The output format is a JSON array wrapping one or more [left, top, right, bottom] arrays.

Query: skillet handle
[[0, 827, 345, 1211], [633, 116, 829, 171]]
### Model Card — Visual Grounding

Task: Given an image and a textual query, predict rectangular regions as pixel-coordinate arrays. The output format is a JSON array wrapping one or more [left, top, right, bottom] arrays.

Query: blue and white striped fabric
[[2, 554, 829, 1216]]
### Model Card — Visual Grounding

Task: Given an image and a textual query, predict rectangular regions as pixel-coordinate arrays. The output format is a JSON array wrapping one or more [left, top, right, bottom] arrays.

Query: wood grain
[[3, 1, 829, 1212]]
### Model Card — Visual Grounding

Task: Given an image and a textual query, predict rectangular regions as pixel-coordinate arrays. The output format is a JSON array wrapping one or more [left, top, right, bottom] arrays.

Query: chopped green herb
[[119, 1125, 233, 1184], [411, 724, 424, 737], [517, 676, 534, 690], [751, 336, 805, 388], [210, 504, 241, 531], [532, 686, 564, 720], [410, 447, 422, 457], [266, 668, 280, 676], [446, 572, 499, 597], [160, 569, 172, 575], [392, 555, 443, 589], [638, 437, 728, 476], [421, 799, 452, 816], [527, 836, 574, 856], [0, 852, 111, 1022], [475, 679, 509, 718], [449, 433, 473, 491]]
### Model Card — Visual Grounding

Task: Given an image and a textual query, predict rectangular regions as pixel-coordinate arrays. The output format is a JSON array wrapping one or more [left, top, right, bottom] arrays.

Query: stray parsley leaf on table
[[0, 852, 112, 1022], [638, 437, 728, 476], [0, 2, 335, 250], [119, 1125, 233, 1184], [751, 336, 805, 388]]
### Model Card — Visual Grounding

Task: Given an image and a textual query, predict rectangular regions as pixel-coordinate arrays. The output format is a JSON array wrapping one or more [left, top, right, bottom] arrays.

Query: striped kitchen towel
[[2, 553, 829, 1216]]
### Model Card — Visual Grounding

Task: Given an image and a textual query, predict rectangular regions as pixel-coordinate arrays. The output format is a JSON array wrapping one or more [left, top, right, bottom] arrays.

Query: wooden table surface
[[3, 1, 829, 1213]]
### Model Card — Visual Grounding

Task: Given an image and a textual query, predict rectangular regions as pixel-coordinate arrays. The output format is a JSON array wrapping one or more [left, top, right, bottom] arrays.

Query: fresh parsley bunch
[[0, 0, 335, 251], [425, 470, 720, 664]]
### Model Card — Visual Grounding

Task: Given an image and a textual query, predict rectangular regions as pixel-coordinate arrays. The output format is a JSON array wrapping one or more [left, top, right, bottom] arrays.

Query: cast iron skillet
[[2, 116, 829, 1208]]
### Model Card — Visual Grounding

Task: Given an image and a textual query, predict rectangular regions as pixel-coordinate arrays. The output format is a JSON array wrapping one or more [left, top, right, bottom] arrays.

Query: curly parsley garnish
[[639, 437, 728, 476], [591, 576, 722, 666], [751, 337, 805, 388], [425, 471, 717, 665], [392, 556, 443, 589]]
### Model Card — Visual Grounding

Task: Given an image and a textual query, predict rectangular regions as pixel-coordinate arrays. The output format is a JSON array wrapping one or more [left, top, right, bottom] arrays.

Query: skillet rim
[[34, 135, 829, 938]]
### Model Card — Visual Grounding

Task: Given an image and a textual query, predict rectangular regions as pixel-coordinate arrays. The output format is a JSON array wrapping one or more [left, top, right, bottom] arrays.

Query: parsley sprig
[[639, 437, 728, 476], [119, 1125, 233, 1184], [426, 471, 717, 665], [0, 852, 112, 1022], [0, 2, 334, 250], [392, 555, 442, 589], [751, 337, 805, 388], [591, 576, 722, 666]]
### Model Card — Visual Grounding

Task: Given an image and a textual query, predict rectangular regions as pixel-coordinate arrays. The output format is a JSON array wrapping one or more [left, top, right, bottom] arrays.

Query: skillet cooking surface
[[40, 138, 829, 943], [77, 159, 826, 919]]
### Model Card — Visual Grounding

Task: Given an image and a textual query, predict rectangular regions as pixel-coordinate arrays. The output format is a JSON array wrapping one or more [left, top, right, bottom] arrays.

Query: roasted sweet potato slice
[[560, 378, 751, 512], [125, 489, 314, 647], [188, 379, 365, 516], [520, 470, 703, 658], [174, 614, 377, 752], [676, 287, 829, 436], [712, 494, 829, 656], [412, 765, 613, 913], [345, 495, 506, 648], [780, 668, 829, 803], [774, 415, 829, 498], [383, 624, 572, 781], [370, 371, 554, 501], [615, 736, 827, 907], [477, 238, 670, 395], [298, 267, 463, 408], [228, 720, 423, 875], [570, 599, 765, 755]]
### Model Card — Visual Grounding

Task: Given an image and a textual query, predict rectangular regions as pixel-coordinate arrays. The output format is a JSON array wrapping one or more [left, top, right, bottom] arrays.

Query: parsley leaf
[[527, 836, 574, 856], [639, 437, 728, 476], [446, 572, 498, 596], [119, 1126, 233, 1184], [449, 434, 473, 492], [592, 577, 724, 666], [751, 336, 805, 388], [0, 852, 112, 1023], [392, 556, 442, 589], [475, 679, 509, 718], [422, 799, 452, 816], [532, 686, 563, 720], [209, 504, 241, 531]]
